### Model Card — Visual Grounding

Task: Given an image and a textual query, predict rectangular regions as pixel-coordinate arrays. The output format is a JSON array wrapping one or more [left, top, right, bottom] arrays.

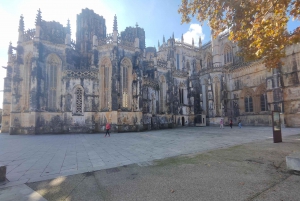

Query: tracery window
[[45, 54, 62, 112], [224, 46, 233, 64], [47, 58, 59, 111], [122, 64, 128, 107], [207, 55, 213, 68], [122, 92, 128, 107], [104, 66, 109, 108], [23, 54, 32, 110], [260, 93, 268, 111], [244, 95, 253, 112], [179, 88, 184, 104], [75, 88, 83, 113], [177, 53, 180, 70]]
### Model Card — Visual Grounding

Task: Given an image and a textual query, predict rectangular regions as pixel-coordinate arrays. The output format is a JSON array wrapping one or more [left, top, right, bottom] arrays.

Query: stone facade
[[1, 8, 300, 134], [0, 108, 2, 126]]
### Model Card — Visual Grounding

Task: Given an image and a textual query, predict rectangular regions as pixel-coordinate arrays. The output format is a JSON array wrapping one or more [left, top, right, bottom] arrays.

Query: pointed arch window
[[47, 58, 59, 111], [46, 54, 62, 112], [160, 76, 166, 113], [224, 46, 233, 64], [244, 95, 253, 112], [177, 53, 180, 70], [23, 54, 32, 111], [100, 58, 112, 110], [207, 55, 212, 68], [187, 61, 191, 72], [260, 93, 268, 111], [179, 88, 184, 104]]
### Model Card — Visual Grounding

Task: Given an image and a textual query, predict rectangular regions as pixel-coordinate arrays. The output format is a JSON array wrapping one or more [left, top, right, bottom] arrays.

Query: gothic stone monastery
[[1, 8, 300, 134]]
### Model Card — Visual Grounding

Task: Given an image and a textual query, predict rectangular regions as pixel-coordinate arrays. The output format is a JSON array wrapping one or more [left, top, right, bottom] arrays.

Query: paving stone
[[0, 184, 47, 201], [6, 172, 23, 182], [0, 127, 299, 187]]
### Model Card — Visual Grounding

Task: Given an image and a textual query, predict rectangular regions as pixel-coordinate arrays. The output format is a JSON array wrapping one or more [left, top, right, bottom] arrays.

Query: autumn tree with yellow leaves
[[179, 0, 300, 69]]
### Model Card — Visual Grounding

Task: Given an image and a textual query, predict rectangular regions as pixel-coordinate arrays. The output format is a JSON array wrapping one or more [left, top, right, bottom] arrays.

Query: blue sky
[[0, 0, 299, 106]]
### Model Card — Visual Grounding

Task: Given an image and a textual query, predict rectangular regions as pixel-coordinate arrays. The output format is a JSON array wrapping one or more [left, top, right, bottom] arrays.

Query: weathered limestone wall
[[116, 112, 143, 132], [1, 73, 11, 132], [97, 111, 143, 132], [281, 44, 300, 127], [237, 114, 272, 126]]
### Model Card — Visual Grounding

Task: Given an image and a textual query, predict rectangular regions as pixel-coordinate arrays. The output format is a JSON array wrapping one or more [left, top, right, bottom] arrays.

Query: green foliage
[[179, 0, 300, 69]]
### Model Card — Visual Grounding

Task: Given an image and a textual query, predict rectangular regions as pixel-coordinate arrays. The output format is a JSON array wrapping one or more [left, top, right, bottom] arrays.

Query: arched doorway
[[182, 117, 185, 126]]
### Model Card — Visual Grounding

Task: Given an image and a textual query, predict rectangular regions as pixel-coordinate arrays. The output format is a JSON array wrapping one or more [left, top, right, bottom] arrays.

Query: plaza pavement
[[0, 126, 300, 188]]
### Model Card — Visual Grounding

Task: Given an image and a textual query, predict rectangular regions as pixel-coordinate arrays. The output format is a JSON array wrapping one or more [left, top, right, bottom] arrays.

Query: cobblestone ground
[[0, 126, 299, 186]]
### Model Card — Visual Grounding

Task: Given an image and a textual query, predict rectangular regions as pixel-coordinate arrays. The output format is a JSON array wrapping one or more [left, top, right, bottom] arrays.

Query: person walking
[[229, 119, 233, 129], [105, 122, 111, 137], [238, 120, 242, 128], [220, 119, 224, 129]]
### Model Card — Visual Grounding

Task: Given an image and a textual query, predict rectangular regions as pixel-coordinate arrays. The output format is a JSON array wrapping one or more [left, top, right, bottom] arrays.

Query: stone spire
[[35, 8, 42, 26], [8, 42, 13, 62], [172, 32, 174, 39], [199, 36, 202, 47], [8, 42, 12, 54], [66, 19, 71, 35], [113, 14, 118, 32], [181, 34, 184, 43], [18, 15, 24, 32], [65, 19, 71, 46], [163, 35, 165, 43], [113, 14, 118, 45], [158, 40, 160, 47], [18, 15, 24, 44], [192, 38, 194, 46], [135, 22, 139, 35], [134, 22, 140, 50], [34, 9, 42, 40]]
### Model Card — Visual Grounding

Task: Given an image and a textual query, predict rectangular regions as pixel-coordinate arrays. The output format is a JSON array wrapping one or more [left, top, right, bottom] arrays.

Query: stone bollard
[[286, 153, 300, 172], [0, 166, 7, 182]]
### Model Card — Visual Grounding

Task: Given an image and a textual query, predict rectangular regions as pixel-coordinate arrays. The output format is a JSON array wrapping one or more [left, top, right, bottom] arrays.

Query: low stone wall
[[285, 113, 300, 127], [208, 114, 272, 127]]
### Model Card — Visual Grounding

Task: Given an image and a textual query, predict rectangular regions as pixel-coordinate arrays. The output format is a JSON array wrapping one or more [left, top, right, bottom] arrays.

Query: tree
[[179, 0, 300, 69]]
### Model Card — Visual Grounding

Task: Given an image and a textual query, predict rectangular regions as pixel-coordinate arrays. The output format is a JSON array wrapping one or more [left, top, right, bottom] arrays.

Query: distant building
[[1, 8, 300, 134]]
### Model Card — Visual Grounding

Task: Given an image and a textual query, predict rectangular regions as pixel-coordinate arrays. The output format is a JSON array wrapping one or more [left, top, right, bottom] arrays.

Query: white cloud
[[182, 24, 205, 46]]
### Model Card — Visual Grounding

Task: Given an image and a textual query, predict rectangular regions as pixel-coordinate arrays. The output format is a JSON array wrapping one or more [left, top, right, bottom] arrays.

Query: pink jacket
[[106, 123, 111, 129]]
